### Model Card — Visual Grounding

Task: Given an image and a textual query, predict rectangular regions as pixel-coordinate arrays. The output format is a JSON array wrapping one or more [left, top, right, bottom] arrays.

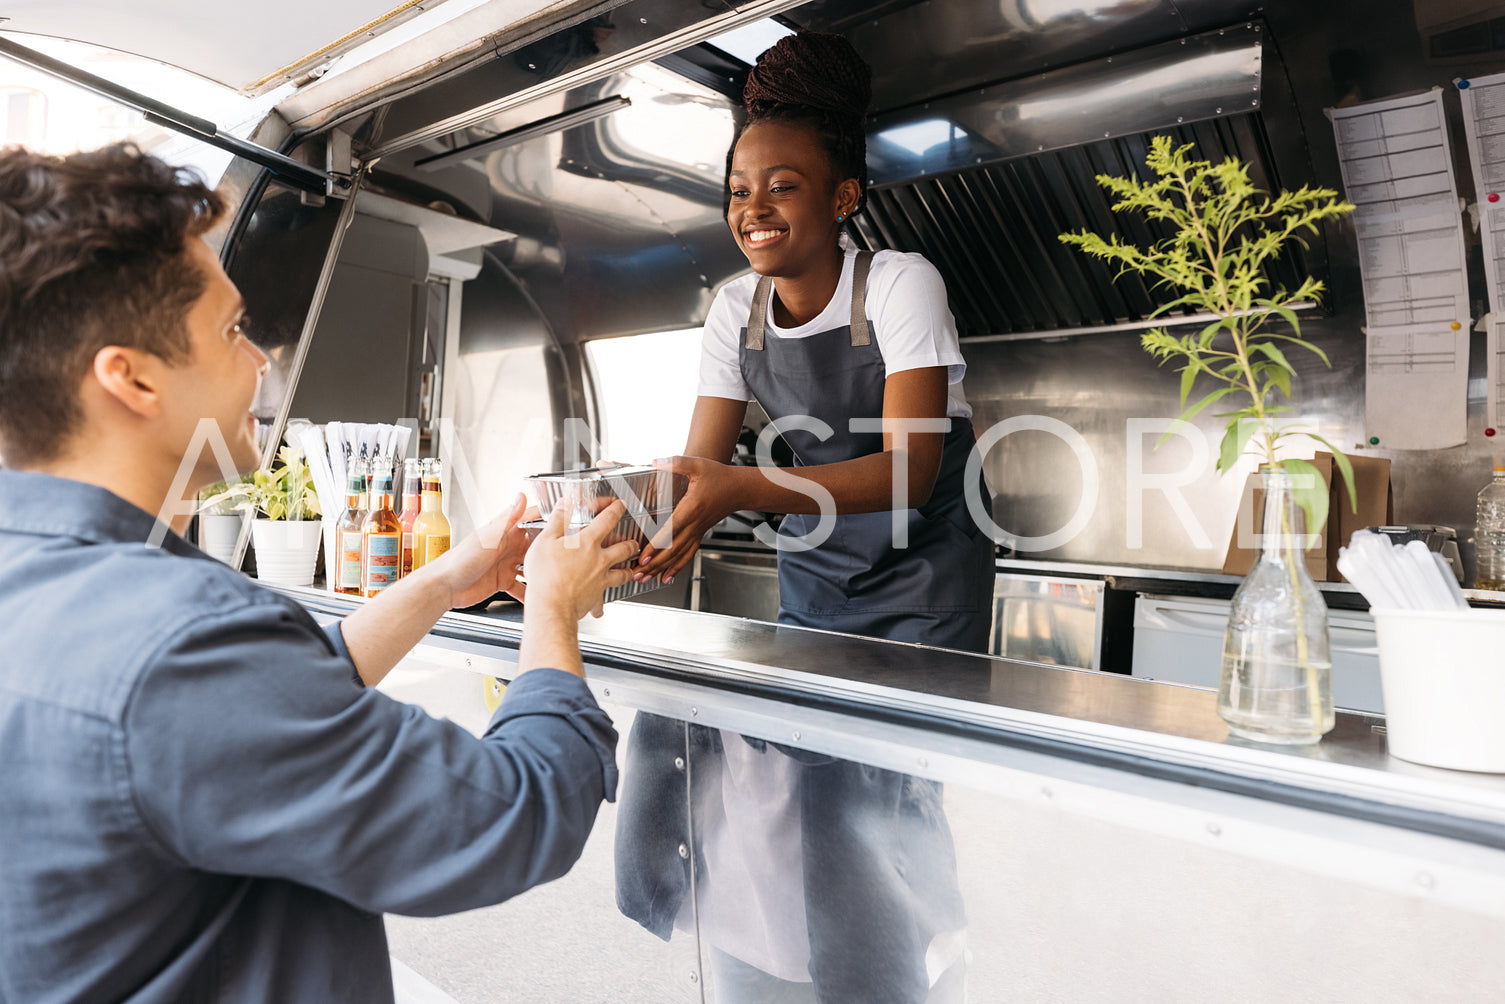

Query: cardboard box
[[1222, 453, 1393, 582]]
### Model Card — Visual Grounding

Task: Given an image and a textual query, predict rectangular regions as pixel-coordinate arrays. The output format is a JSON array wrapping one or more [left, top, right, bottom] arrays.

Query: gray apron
[[740, 251, 994, 653]]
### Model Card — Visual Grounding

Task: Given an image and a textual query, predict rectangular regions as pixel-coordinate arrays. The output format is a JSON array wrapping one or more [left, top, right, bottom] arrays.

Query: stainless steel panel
[[1131, 594, 1384, 712], [697, 550, 781, 622], [991, 574, 1104, 670], [864, 24, 1265, 185]]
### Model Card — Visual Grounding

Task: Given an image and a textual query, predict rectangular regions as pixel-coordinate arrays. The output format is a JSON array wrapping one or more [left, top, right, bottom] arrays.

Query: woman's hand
[[635, 456, 746, 582], [524, 499, 641, 621], [427, 493, 539, 610]]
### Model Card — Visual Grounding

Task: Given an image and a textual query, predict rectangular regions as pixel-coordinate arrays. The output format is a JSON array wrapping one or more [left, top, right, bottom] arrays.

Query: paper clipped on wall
[[1459, 71, 1505, 430], [1330, 88, 1470, 449]]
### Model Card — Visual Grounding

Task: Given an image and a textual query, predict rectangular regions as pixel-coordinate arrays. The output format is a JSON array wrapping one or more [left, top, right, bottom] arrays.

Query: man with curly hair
[[0, 143, 638, 1002]]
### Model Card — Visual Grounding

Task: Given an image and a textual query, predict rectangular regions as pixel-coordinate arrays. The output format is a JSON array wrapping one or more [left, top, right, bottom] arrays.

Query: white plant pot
[[197, 512, 243, 565], [251, 519, 322, 586]]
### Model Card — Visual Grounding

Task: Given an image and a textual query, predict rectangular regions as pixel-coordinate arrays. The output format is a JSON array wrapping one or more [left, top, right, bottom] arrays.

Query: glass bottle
[[361, 458, 402, 597], [411, 458, 452, 571], [333, 464, 367, 596], [1218, 465, 1334, 744], [1473, 460, 1505, 591], [398, 457, 423, 579]]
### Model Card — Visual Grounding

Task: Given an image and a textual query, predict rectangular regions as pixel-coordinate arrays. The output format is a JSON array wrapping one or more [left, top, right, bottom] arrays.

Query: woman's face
[[727, 120, 856, 278]]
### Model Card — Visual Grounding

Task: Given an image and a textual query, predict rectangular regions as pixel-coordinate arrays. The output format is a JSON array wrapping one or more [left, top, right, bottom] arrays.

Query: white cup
[[1371, 607, 1505, 772]]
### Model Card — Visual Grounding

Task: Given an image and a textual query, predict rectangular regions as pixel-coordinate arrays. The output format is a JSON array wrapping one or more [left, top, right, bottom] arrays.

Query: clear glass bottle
[[1218, 466, 1334, 744], [361, 459, 402, 597], [333, 464, 367, 596], [398, 457, 423, 579], [411, 458, 451, 571], [1474, 460, 1505, 592]]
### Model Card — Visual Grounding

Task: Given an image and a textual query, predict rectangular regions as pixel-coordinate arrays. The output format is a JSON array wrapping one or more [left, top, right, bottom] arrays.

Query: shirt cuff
[[490, 668, 619, 801], [319, 619, 363, 687]]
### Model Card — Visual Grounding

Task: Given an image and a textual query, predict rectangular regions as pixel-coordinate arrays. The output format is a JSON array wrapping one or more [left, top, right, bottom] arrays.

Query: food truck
[[4, 0, 1505, 997]]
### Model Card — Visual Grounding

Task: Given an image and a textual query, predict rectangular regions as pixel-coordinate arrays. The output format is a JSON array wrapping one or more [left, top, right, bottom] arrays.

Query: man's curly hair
[[0, 143, 225, 466]]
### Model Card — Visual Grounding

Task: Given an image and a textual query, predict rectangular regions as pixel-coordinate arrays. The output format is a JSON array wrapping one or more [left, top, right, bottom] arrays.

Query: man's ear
[[91, 346, 165, 419]]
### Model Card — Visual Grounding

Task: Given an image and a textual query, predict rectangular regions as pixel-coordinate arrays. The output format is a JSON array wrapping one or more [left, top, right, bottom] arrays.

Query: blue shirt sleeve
[[122, 595, 617, 917]]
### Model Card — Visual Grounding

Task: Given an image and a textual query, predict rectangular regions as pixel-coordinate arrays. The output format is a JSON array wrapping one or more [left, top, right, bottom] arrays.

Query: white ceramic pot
[[251, 518, 322, 586], [197, 512, 243, 565]]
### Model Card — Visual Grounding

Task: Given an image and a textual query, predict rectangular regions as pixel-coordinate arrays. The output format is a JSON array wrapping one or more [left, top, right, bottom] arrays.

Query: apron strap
[[746, 275, 773, 351], [850, 250, 874, 347], [744, 250, 876, 351]]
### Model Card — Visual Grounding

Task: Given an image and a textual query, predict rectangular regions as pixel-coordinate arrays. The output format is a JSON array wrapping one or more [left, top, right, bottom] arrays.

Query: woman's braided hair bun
[[741, 31, 871, 213]]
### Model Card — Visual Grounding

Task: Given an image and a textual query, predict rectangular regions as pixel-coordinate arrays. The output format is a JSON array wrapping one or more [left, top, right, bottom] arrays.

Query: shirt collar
[[0, 469, 203, 557]]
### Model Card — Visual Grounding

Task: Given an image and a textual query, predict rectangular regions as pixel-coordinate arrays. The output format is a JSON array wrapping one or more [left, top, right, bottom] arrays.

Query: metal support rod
[[0, 36, 338, 195], [414, 95, 630, 172], [962, 301, 1318, 344], [232, 167, 367, 570]]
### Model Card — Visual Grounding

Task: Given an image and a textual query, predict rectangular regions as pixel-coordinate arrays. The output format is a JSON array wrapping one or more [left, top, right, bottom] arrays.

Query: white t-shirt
[[697, 248, 973, 419]]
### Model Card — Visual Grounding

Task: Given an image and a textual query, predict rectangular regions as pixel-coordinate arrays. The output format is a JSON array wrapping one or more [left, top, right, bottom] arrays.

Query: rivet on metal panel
[[690, 707, 698, 716], [602, 688, 610, 697], [1215, 107, 1222, 114], [464, 657, 472, 668], [678, 843, 689, 859], [1416, 872, 1436, 890], [674, 757, 685, 771], [1252, 101, 1259, 107], [639, 17, 647, 23], [1106, 57, 1112, 63], [689, 972, 699, 984], [1040, 786, 1054, 799], [917, 757, 928, 768], [1206, 822, 1222, 836], [1104, 133, 1110, 138], [792, 731, 801, 741], [1177, 117, 1184, 123], [528, 63, 536, 70]]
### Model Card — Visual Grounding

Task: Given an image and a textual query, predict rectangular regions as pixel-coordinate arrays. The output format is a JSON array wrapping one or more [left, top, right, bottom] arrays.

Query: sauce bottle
[[333, 462, 367, 596], [398, 457, 423, 578], [411, 458, 452, 571], [361, 458, 402, 597]]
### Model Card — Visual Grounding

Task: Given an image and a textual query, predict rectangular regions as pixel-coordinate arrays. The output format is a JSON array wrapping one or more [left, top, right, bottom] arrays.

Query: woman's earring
[[837, 214, 844, 222]]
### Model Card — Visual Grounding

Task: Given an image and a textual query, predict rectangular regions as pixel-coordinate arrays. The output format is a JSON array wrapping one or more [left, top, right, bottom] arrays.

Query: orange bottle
[[397, 457, 422, 578], [333, 463, 367, 596], [360, 459, 402, 597], [410, 458, 451, 571]]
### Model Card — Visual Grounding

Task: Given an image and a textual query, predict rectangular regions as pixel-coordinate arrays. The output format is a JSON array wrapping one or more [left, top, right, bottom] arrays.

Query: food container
[[1371, 607, 1505, 772], [518, 507, 674, 602], [525, 464, 687, 520]]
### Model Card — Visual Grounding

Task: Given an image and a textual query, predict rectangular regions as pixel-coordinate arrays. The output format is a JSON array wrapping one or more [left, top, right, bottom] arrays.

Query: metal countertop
[[284, 585, 1505, 849]]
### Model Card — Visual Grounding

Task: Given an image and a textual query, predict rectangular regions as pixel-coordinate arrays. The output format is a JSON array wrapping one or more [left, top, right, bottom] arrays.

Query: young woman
[[635, 31, 994, 651], [618, 33, 979, 1004]]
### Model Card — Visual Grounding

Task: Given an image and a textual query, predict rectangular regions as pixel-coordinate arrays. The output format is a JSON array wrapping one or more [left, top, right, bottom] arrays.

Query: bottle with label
[[361, 458, 402, 597], [411, 458, 452, 571], [334, 463, 368, 596], [1475, 459, 1505, 591], [398, 457, 423, 578]]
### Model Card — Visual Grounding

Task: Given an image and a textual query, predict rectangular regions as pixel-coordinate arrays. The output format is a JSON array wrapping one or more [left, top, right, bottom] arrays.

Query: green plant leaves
[[1280, 458, 1329, 536], [1058, 134, 1356, 493]]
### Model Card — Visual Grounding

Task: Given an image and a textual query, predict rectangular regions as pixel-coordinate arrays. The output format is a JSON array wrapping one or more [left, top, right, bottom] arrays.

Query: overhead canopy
[[0, 0, 467, 94]]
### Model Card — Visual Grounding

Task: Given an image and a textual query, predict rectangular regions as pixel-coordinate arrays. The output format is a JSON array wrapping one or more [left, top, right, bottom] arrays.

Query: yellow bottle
[[411, 458, 451, 570]]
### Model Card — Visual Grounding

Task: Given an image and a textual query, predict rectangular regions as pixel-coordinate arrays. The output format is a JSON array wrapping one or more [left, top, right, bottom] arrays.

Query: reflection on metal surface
[[992, 574, 1105, 670], [415, 93, 631, 172], [864, 24, 1264, 185]]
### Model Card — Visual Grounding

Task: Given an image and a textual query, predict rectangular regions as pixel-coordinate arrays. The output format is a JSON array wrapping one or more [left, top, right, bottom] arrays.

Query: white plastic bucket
[[197, 512, 242, 565], [250, 519, 322, 587], [1371, 607, 1505, 772]]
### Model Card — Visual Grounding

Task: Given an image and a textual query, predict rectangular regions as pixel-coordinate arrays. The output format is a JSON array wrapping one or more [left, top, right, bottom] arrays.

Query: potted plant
[[195, 477, 247, 565], [202, 447, 323, 586], [1060, 135, 1356, 744]]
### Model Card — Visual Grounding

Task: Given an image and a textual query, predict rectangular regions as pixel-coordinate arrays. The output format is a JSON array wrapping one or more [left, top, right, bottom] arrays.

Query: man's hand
[[523, 499, 640, 621], [518, 499, 641, 678], [424, 493, 539, 610]]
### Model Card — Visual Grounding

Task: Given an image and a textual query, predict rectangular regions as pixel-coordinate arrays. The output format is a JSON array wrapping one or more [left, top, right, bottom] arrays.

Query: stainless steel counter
[[283, 585, 1505, 849]]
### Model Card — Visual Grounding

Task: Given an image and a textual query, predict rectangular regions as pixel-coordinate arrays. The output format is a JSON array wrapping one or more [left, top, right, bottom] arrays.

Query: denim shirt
[[0, 470, 618, 1003]]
